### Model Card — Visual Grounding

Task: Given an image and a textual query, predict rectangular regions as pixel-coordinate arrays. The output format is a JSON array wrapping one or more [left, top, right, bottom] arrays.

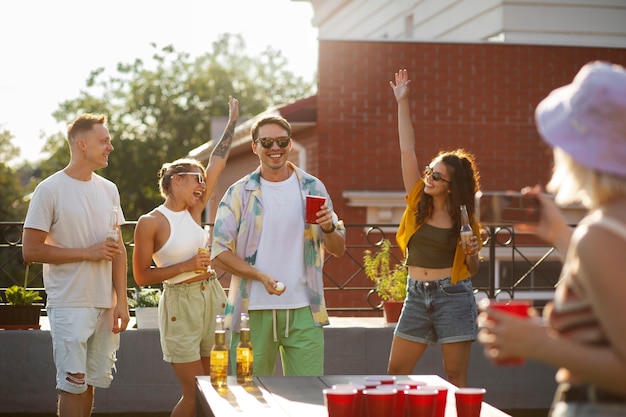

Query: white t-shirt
[[249, 173, 308, 310], [24, 171, 125, 308]]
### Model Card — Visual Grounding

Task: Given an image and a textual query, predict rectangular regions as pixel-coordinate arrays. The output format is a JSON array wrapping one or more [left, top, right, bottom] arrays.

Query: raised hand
[[389, 68, 412, 102]]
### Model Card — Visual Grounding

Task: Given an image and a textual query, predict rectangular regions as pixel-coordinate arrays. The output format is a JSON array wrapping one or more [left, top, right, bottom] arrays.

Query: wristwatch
[[321, 222, 336, 234]]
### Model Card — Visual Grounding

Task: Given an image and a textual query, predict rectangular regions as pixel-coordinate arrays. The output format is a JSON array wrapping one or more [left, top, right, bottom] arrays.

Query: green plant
[[3, 263, 42, 305], [4, 285, 42, 305], [128, 287, 162, 308], [363, 239, 408, 302]]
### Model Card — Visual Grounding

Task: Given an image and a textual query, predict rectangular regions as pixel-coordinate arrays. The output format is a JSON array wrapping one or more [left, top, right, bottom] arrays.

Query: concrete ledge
[[0, 317, 556, 413]]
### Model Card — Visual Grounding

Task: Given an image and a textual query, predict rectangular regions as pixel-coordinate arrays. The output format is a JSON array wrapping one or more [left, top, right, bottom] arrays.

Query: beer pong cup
[[306, 195, 326, 224], [333, 384, 365, 417], [363, 388, 397, 417], [324, 386, 359, 417], [404, 388, 439, 417], [455, 388, 486, 417], [485, 299, 532, 365], [379, 384, 409, 417], [426, 385, 448, 417]]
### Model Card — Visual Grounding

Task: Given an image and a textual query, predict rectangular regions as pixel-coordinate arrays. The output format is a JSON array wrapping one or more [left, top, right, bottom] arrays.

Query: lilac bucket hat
[[535, 61, 626, 177]]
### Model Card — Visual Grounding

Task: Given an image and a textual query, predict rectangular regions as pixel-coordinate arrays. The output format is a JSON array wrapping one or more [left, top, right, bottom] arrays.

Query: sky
[[0, 0, 318, 165]]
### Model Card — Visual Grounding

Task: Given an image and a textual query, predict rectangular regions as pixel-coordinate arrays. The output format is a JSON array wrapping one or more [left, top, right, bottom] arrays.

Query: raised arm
[[192, 96, 239, 219], [390, 69, 421, 194]]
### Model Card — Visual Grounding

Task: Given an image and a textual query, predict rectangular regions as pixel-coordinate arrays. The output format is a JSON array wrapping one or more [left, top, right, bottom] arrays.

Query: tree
[[0, 130, 27, 221], [37, 33, 315, 219]]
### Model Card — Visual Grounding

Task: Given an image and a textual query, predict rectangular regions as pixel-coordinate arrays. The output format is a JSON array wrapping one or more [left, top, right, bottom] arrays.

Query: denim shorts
[[394, 276, 477, 345], [48, 307, 120, 394]]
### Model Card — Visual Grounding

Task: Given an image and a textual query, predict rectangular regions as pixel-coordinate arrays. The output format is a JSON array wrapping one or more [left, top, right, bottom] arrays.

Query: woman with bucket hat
[[479, 61, 626, 417]]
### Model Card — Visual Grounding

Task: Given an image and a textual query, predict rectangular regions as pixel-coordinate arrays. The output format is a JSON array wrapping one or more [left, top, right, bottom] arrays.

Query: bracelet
[[321, 223, 336, 234]]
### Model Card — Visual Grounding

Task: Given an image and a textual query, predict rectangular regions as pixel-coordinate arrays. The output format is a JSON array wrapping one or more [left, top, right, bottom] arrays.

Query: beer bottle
[[196, 225, 211, 274], [460, 205, 473, 254], [210, 315, 229, 389], [106, 206, 119, 243], [236, 313, 253, 383]]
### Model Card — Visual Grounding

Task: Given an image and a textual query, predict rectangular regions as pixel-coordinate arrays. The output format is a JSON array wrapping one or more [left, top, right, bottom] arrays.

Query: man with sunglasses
[[212, 114, 346, 376]]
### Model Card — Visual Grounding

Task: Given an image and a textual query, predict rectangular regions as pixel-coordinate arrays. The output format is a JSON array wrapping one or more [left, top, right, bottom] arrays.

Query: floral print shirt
[[211, 162, 346, 331]]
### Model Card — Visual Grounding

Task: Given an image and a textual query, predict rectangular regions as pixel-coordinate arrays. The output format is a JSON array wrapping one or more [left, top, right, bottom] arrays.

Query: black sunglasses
[[424, 165, 451, 184], [255, 136, 291, 149]]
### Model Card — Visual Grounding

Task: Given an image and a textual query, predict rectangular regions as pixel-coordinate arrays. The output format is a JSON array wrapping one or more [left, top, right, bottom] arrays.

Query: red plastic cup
[[426, 385, 449, 417], [404, 388, 439, 417], [333, 384, 365, 417], [363, 388, 397, 417], [455, 388, 486, 417], [366, 375, 396, 385], [324, 386, 359, 417], [486, 299, 532, 365], [306, 195, 326, 224]]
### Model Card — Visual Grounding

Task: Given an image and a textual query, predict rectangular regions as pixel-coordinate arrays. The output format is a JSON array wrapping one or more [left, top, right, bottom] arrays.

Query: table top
[[195, 374, 511, 417]]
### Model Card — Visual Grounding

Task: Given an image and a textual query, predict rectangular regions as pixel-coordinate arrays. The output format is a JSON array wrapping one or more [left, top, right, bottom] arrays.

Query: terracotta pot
[[0, 304, 42, 330], [382, 301, 404, 324]]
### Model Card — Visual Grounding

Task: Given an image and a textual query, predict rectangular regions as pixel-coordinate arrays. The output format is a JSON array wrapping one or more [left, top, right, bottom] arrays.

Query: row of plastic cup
[[323, 376, 486, 417]]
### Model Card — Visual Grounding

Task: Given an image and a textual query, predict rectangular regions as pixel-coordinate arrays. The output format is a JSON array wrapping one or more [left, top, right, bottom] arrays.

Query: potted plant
[[0, 264, 43, 330], [128, 287, 161, 329], [363, 239, 408, 324]]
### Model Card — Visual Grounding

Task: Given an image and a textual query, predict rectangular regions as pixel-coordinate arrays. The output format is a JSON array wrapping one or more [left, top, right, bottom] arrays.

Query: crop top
[[396, 180, 482, 284], [406, 223, 457, 268], [153, 205, 204, 285]]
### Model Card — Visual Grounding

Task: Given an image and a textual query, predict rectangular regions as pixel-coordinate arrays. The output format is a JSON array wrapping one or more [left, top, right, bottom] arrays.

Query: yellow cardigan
[[395, 180, 482, 285]]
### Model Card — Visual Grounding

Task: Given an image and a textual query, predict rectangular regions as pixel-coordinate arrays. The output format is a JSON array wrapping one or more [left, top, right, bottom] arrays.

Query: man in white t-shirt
[[212, 114, 346, 376], [23, 113, 129, 417]]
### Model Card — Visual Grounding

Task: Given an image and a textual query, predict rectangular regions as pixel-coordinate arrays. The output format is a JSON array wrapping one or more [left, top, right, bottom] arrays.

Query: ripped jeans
[[48, 307, 120, 394]]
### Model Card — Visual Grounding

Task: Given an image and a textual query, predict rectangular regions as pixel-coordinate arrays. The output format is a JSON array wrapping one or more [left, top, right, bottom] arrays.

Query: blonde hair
[[67, 113, 107, 144], [157, 158, 205, 198], [548, 147, 626, 209]]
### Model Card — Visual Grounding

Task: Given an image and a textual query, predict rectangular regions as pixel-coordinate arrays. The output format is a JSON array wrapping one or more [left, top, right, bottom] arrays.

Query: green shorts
[[160, 277, 227, 363], [230, 306, 324, 376]]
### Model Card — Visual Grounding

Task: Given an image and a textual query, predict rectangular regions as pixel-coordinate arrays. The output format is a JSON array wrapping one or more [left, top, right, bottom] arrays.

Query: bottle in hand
[[210, 315, 229, 389], [460, 205, 473, 254], [106, 206, 119, 243], [236, 312, 254, 383], [196, 225, 211, 274]]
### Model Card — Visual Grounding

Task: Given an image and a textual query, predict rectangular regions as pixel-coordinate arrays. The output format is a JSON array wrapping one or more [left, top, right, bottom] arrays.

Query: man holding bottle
[[22, 113, 129, 417]]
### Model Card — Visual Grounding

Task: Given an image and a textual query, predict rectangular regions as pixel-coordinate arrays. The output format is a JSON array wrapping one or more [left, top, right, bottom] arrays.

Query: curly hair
[[415, 149, 481, 235]]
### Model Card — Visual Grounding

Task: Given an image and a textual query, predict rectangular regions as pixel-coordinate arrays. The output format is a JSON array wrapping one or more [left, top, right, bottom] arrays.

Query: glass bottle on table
[[210, 314, 229, 389], [196, 224, 211, 274], [460, 205, 473, 254], [106, 206, 119, 243], [236, 312, 253, 384]]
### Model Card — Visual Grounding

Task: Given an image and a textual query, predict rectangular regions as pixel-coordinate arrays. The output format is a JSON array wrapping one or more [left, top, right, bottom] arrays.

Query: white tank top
[[153, 205, 204, 285]]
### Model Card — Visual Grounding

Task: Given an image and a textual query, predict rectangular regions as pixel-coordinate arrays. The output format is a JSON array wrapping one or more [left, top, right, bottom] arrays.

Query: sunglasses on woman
[[424, 165, 451, 184], [178, 172, 205, 184], [255, 136, 291, 148]]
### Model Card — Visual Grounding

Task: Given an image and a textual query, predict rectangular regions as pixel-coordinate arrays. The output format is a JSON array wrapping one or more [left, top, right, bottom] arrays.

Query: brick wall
[[211, 40, 625, 314], [317, 40, 626, 225]]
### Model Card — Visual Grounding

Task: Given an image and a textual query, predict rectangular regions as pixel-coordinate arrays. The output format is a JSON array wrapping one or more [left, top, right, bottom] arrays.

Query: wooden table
[[195, 374, 511, 417]]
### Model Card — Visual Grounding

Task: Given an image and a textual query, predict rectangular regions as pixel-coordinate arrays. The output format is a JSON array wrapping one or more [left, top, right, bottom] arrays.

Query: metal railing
[[0, 221, 561, 315]]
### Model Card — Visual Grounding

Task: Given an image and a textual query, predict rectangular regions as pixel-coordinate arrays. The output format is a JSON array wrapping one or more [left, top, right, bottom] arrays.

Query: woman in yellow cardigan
[[388, 69, 482, 387]]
